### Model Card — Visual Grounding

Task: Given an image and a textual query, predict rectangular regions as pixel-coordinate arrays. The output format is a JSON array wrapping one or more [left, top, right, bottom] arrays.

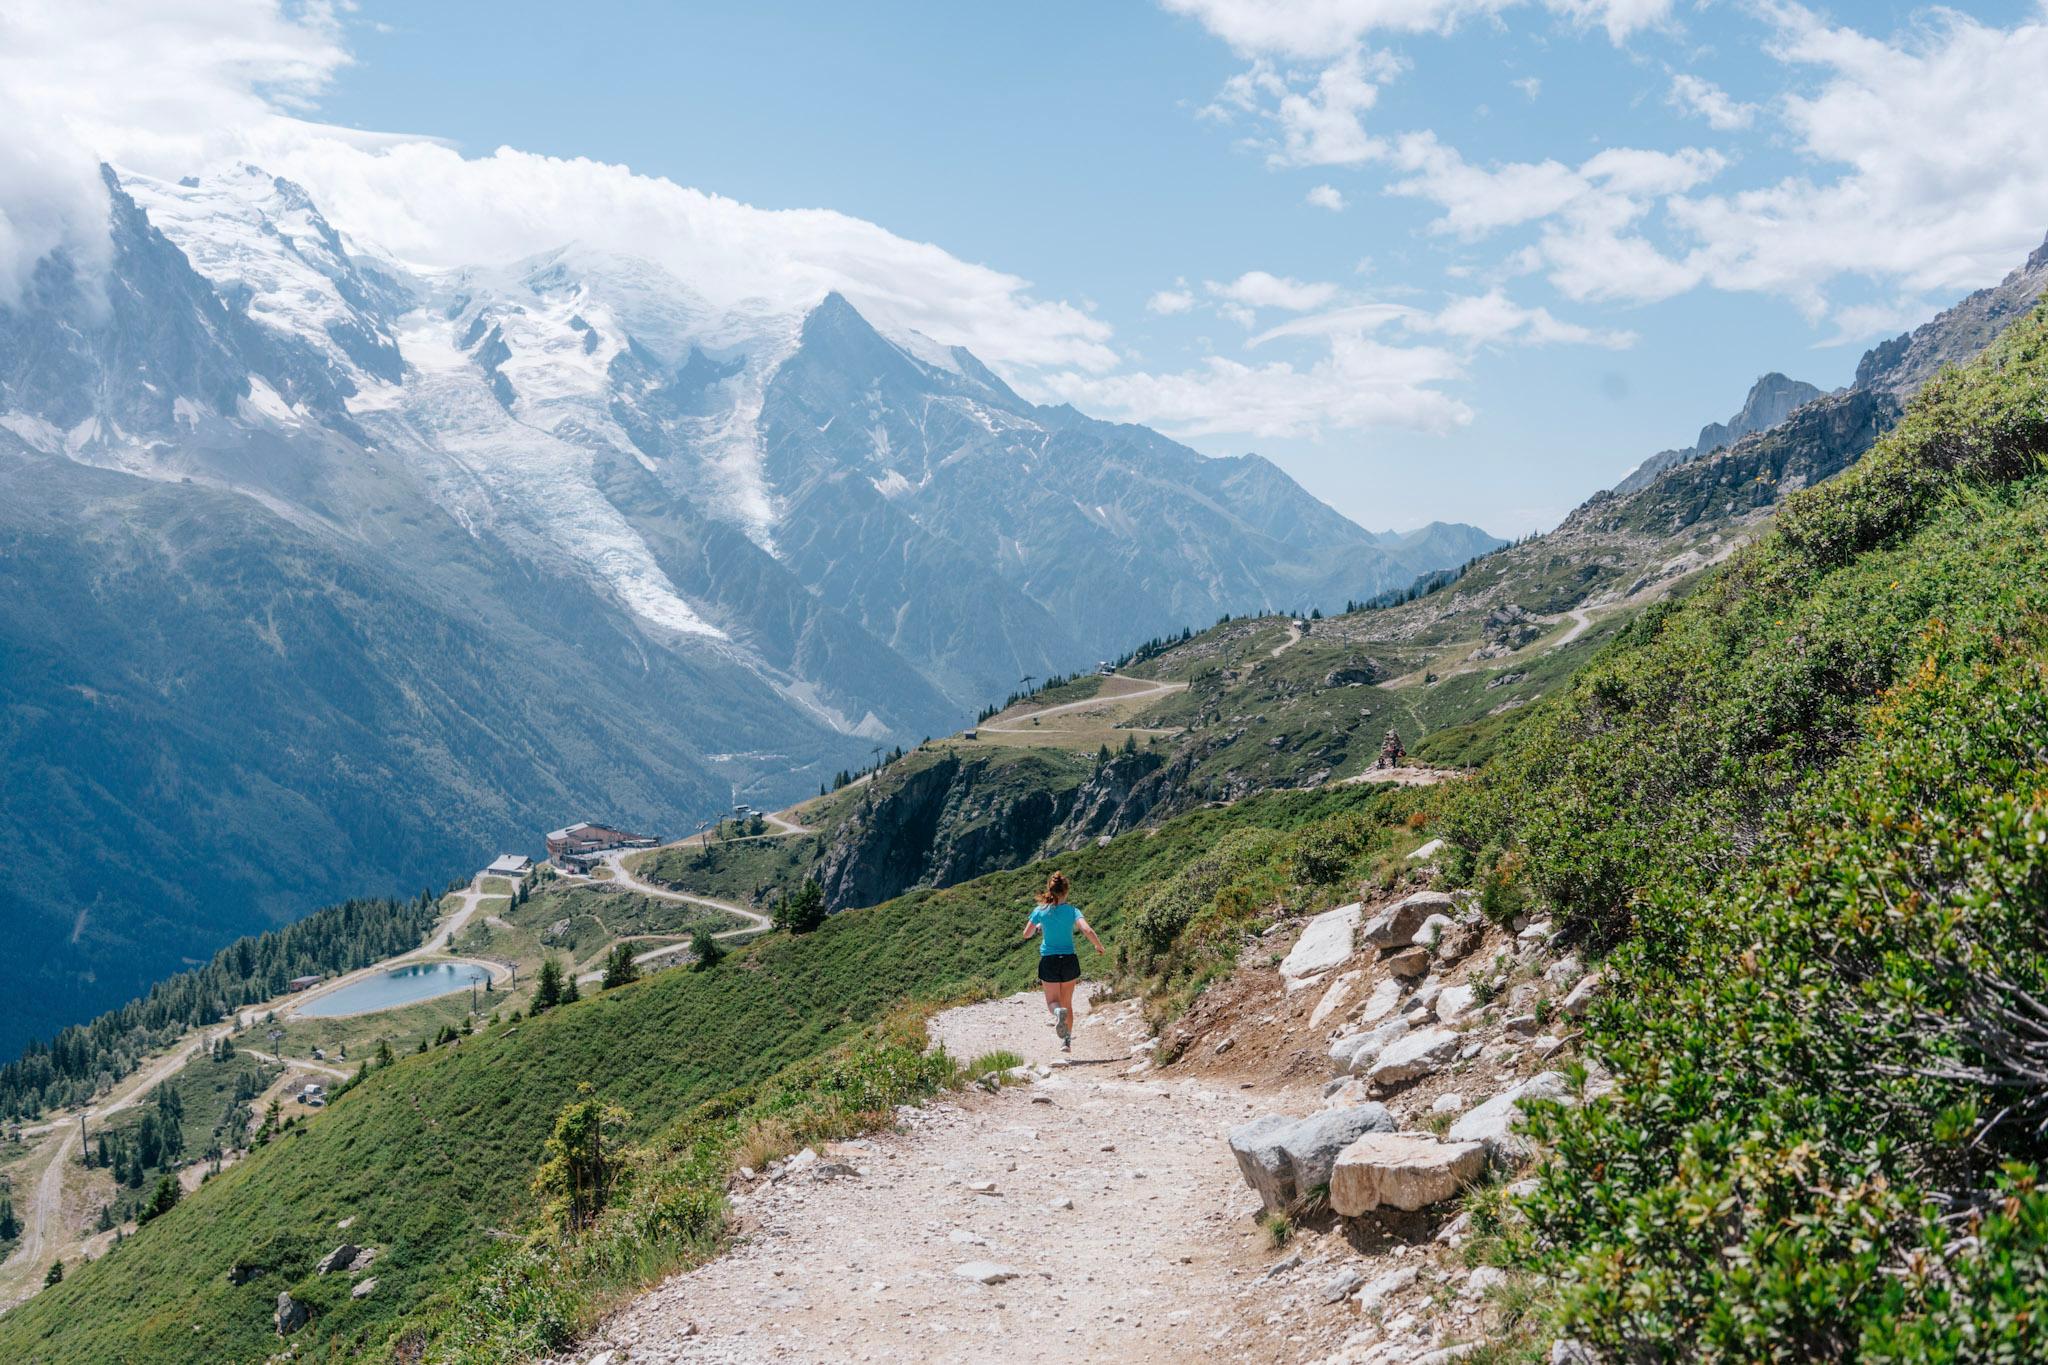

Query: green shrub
[[1464, 306, 2048, 1361]]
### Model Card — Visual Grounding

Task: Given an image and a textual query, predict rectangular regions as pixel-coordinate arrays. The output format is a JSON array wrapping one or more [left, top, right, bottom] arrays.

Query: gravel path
[[553, 993, 1314, 1364]]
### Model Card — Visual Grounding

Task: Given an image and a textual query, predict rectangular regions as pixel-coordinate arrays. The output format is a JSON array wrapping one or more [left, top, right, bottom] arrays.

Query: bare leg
[[1042, 979, 1061, 1019]]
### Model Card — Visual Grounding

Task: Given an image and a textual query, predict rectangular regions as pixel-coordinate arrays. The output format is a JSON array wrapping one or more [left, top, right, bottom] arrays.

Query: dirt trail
[[572, 851, 776, 983], [1546, 607, 1594, 649], [599, 852, 772, 936], [556, 991, 1317, 1364], [980, 674, 1186, 733]]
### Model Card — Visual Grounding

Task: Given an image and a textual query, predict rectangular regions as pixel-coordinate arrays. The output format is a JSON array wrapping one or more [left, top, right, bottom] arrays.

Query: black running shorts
[[1037, 953, 1081, 984]]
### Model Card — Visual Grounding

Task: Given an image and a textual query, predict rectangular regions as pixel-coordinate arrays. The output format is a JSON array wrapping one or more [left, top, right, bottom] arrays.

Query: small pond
[[295, 962, 492, 1017]]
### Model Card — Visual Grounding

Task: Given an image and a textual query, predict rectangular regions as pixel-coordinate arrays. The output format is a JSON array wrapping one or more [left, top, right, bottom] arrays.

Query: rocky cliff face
[[1856, 233, 2048, 396], [812, 751, 1094, 912], [1612, 372, 1826, 496]]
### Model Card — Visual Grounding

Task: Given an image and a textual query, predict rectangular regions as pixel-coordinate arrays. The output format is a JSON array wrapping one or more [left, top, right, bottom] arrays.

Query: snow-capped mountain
[[0, 164, 1497, 1051]]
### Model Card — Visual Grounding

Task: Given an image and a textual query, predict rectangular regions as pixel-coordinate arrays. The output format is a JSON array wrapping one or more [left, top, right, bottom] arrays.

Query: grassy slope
[[0, 784, 1392, 1364]]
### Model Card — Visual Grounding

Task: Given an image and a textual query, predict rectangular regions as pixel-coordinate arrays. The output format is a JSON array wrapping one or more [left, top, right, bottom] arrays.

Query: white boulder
[[1331, 1132, 1488, 1214], [1309, 970, 1362, 1029], [1366, 1027, 1461, 1086], [1358, 976, 1403, 1023], [1435, 983, 1476, 1021], [1364, 892, 1458, 950], [1282, 903, 1363, 980], [1353, 1264, 1418, 1312], [1448, 1071, 1573, 1165], [1228, 1104, 1396, 1212]]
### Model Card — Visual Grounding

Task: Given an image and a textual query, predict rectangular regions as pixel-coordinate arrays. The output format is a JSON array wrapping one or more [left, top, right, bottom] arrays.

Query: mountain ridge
[[0, 163, 1496, 1052]]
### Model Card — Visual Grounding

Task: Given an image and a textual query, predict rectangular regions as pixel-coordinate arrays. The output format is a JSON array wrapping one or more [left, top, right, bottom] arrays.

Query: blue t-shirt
[[1029, 903, 1079, 956]]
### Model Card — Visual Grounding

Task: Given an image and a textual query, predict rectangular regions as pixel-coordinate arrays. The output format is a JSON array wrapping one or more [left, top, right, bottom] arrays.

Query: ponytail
[[1039, 871, 1070, 905]]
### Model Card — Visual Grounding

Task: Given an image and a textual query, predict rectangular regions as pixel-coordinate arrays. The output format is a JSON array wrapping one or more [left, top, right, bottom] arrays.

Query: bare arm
[[1021, 911, 1042, 943], [1076, 914, 1105, 953]]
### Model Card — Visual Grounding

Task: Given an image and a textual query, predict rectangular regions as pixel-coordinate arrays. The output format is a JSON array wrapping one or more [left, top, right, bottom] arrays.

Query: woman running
[[1021, 871, 1104, 1051]]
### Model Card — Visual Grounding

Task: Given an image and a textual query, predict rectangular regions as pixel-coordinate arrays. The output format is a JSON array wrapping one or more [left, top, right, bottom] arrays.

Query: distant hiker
[[1022, 871, 1104, 1052]]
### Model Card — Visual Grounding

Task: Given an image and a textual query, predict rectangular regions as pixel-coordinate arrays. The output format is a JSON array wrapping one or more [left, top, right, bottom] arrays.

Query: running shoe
[[1054, 1005, 1071, 1042]]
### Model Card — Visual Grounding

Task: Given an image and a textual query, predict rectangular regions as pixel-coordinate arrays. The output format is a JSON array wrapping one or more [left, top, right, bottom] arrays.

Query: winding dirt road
[[572, 846, 780, 984], [978, 674, 1187, 733]]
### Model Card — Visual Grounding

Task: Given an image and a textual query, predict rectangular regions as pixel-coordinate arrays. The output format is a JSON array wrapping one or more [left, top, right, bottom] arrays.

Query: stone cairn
[[1375, 728, 1406, 769]]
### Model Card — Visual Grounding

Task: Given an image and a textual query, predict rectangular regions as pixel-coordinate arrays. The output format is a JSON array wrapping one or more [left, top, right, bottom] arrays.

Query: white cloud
[[1667, 72, 1755, 130], [1668, 4, 2048, 317], [1386, 133, 1722, 302], [1512, 76, 1543, 100], [1060, 277, 1632, 441], [1159, 0, 1517, 60], [1042, 331, 1472, 439], [1250, 290, 1631, 349], [1413, 289, 1637, 347], [1305, 183, 1349, 211], [0, 0, 1118, 375], [1207, 270, 1342, 311], [1541, 0, 1673, 45], [1159, 0, 1669, 59], [1147, 286, 1197, 314], [1257, 47, 1406, 166], [0, 0, 349, 301]]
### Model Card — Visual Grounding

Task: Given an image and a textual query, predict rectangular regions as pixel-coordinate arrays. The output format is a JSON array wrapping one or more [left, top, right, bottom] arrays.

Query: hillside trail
[[1269, 618, 1305, 659], [0, 1018, 230, 1303], [571, 850, 778, 982], [556, 989, 1322, 1364], [979, 674, 1187, 733], [1545, 607, 1594, 649]]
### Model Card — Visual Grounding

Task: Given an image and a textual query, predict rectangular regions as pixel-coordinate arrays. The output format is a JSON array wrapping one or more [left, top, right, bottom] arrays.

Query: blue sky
[[11, 0, 2048, 536]]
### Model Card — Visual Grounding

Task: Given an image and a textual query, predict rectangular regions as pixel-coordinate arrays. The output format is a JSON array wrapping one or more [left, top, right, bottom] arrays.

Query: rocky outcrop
[[1365, 1027, 1461, 1087], [1053, 747, 1169, 848], [1363, 892, 1455, 950], [315, 1243, 359, 1275], [1856, 232, 2048, 397], [1229, 1103, 1396, 1212], [274, 1292, 308, 1336], [1612, 372, 1825, 497], [1471, 606, 1544, 659], [814, 751, 1087, 912]]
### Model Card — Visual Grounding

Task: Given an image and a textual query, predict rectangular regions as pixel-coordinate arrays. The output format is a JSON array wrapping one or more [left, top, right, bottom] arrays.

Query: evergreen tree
[[138, 1174, 180, 1224], [600, 944, 640, 989], [374, 1038, 395, 1068], [532, 957, 565, 1014], [561, 974, 580, 1005], [0, 1195, 18, 1240], [44, 1259, 61, 1286], [691, 928, 725, 971], [773, 879, 827, 935]]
